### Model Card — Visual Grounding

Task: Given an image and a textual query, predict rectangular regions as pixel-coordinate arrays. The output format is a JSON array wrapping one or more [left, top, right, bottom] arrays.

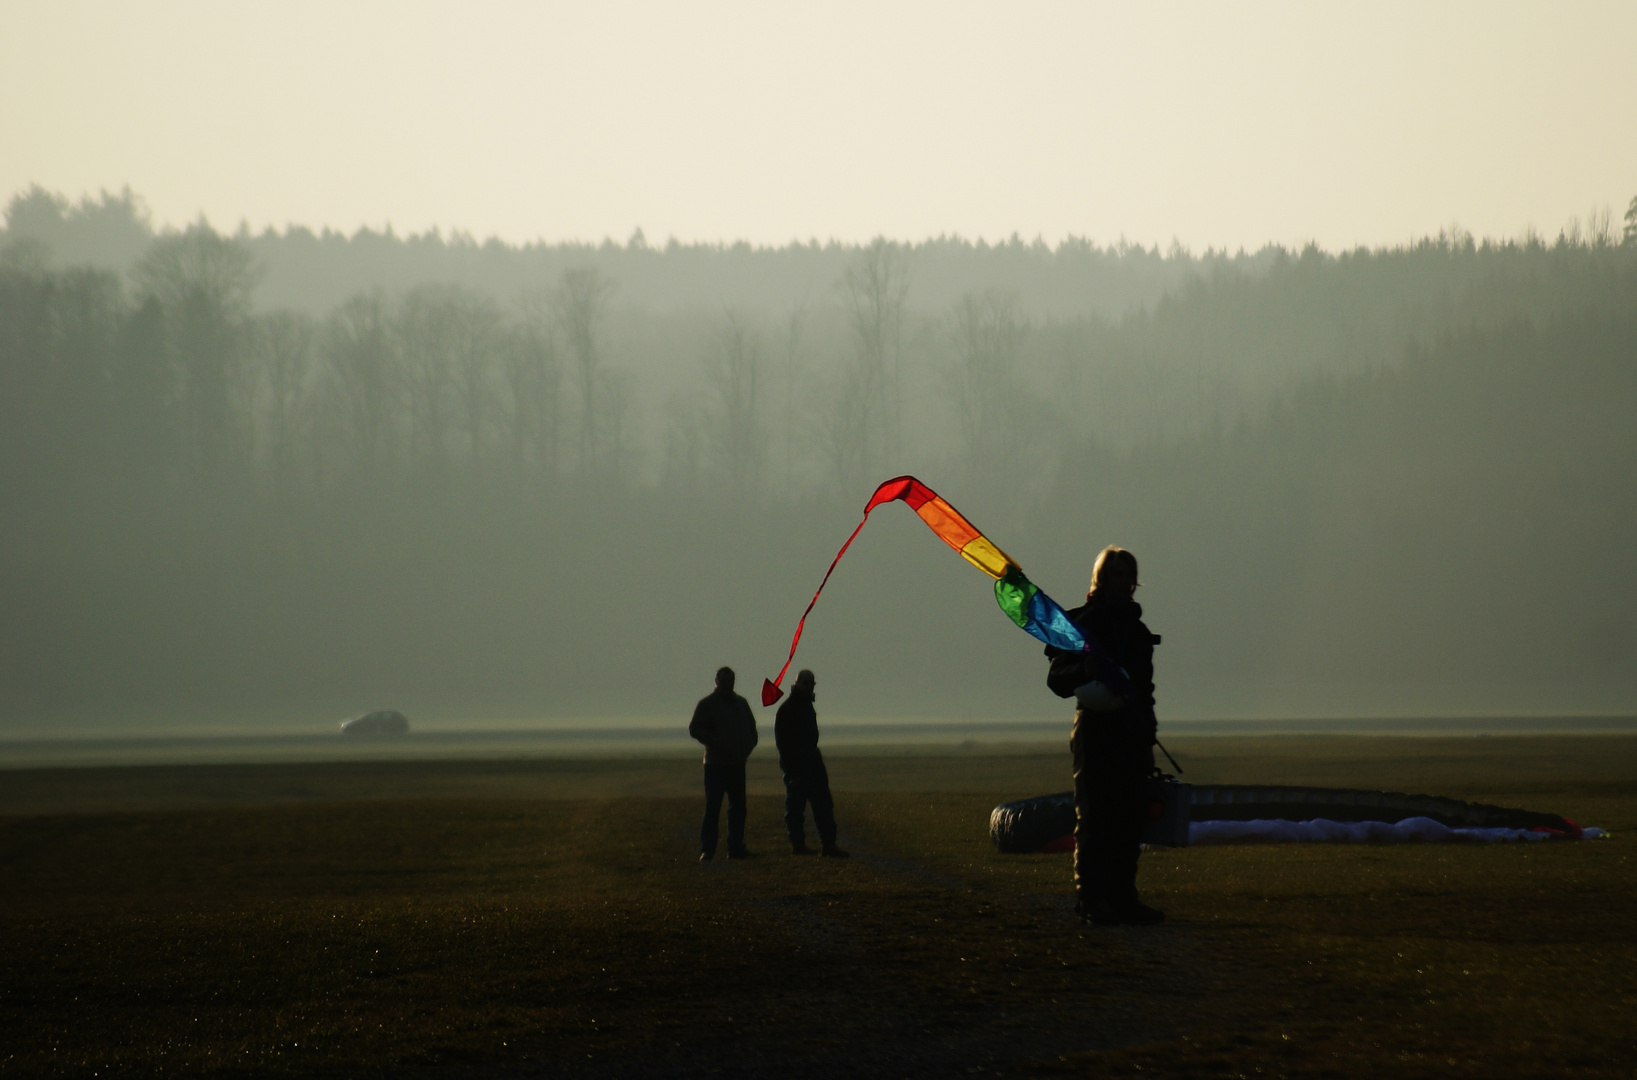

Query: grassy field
[[2, 735, 1634, 1078]]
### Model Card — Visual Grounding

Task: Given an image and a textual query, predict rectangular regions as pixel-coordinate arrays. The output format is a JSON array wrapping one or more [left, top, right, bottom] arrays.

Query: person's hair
[[1089, 546, 1139, 595], [715, 666, 735, 689], [795, 669, 815, 685]]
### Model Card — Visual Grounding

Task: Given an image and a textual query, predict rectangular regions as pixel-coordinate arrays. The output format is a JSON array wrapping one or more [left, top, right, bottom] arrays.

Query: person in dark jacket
[[689, 666, 759, 860], [1044, 546, 1163, 925], [774, 669, 848, 857]]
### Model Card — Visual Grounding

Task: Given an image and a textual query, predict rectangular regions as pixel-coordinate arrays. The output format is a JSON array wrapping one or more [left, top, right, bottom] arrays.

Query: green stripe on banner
[[994, 564, 1036, 629]]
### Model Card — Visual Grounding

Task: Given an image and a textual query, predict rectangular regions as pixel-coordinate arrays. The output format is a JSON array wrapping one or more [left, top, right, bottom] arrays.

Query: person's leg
[[783, 769, 810, 850], [1072, 712, 1120, 922], [1108, 731, 1158, 918], [725, 763, 749, 853], [808, 757, 839, 849], [700, 763, 726, 857]]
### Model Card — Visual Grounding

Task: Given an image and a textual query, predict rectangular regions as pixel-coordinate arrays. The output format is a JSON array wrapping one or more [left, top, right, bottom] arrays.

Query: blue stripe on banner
[[1025, 589, 1086, 652]]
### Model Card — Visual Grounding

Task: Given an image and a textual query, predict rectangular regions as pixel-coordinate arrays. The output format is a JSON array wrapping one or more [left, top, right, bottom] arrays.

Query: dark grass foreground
[[2, 736, 1635, 1078]]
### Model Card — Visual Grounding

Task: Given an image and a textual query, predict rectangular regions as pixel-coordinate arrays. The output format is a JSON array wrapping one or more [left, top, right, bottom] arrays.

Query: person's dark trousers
[[701, 761, 748, 856], [781, 754, 837, 849], [1071, 709, 1154, 911]]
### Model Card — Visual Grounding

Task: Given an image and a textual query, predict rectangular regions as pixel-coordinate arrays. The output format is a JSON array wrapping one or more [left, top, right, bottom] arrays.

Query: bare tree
[[702, 309, 765, 493], [816, 360, 876, 496], [503, 294, 563, 479], [323, 292, 398, 479], [777, 302, 807, 491], [1587, 204, 1615, 249], [397, 285, 457, 476], [593, 365, 637, 482], [132, 222, 259, 481], [448, 290, 502, 466], [553, 267, 616, 473], [257, 310, 314, 487], [660, 386, 707, 495], [132, 221, 258, 315], [945, 289, 1033, 497], [112, 294, 176, 476], [838, 238, 910, 472]]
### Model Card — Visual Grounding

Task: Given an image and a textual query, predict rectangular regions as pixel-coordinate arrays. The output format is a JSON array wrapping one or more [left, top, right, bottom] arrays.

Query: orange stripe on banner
[[958, 536, 1012, 579], [914, 497, 982, 552]]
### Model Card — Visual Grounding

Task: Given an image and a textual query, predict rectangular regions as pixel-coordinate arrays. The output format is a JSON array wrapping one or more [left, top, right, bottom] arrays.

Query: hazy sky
[[5, 1, 1635, 251]]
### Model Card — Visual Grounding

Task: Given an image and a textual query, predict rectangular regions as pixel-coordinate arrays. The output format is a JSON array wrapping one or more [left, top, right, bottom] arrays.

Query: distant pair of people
[[688, 666, 847, 860]]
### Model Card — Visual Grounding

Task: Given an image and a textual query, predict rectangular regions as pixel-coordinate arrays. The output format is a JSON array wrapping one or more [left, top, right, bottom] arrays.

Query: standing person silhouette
[[1045, 547, 1163, 925], [689, 666, 759, 861], [774, 669, 848, 857]]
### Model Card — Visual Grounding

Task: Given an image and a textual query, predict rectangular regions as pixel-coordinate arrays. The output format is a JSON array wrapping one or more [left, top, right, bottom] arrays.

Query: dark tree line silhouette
[[2, 186, 1634, 726]]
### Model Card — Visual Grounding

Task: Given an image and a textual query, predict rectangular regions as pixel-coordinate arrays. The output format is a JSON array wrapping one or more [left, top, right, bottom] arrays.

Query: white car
[[339, 709, 409, 736]]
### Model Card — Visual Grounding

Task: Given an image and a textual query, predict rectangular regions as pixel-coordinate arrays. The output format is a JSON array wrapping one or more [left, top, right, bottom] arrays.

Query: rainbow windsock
[[761, 476, 1090, 706]]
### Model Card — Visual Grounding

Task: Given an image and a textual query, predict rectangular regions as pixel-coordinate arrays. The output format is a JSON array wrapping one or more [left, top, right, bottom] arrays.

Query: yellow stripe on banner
[[958, 536, 1013, 579]]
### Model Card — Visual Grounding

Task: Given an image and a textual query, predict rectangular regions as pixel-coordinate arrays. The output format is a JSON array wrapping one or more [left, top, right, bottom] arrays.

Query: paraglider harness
[[1143, 761, 1191, 847]]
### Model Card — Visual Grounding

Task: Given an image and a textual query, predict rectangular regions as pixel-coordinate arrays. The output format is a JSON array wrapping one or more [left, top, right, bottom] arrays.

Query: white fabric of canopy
[[1189, 816, 1607, 844]]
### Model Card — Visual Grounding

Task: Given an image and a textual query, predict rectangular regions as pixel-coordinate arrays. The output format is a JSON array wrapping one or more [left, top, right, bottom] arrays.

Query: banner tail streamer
[[761, 512, 874, 706], [762, 475, 1091, 706]]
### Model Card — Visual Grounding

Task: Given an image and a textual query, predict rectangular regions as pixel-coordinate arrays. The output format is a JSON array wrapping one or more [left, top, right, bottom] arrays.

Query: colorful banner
[[762, 476, 1090, 706]]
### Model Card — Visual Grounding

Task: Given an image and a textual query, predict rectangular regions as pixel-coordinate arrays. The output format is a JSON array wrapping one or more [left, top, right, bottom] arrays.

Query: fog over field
[[4, 187, 1635, 736]]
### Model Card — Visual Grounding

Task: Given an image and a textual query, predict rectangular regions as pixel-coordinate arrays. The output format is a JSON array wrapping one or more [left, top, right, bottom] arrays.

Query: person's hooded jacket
[[1044, 592, 1158, 742], [774, 684, 822, 771]]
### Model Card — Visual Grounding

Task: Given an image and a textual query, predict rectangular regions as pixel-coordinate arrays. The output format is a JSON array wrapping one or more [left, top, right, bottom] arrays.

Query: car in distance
[[339, 709, 410, 736]]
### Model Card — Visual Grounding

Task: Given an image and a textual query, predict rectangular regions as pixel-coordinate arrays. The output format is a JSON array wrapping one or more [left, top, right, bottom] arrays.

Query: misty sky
[[5, 1, 1636, 251]]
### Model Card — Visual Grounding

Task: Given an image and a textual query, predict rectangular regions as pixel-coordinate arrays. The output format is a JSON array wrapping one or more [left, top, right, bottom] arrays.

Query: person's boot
[[1118, 900, 1165, 925], [699, 851, 713, 862], [727, 846, 756, 859], [791, 841, 817, 855], [1076, 891, 1121, 925], [820, 844, 850, 858]]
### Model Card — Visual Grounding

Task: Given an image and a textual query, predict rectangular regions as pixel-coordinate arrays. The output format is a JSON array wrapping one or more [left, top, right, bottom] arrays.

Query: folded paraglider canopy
[[339, 709, 409, 736], [990, 784, 1587, 852]]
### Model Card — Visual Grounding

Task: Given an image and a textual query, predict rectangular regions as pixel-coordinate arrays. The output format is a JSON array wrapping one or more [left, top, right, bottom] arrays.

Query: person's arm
[[688, 699, 714, 747], [741, 699, 759, 754], [1129, 622, 1157, 711], [1046, 650, 1096, 698], [1131, 622, 1159, 742]]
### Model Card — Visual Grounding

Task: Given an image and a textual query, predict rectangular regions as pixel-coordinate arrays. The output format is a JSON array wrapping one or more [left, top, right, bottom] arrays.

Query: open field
[[2, 735, 1635, 1078]]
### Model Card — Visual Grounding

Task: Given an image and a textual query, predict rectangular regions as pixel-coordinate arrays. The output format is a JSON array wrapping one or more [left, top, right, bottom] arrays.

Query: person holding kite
[[760, 476, 1161, 920], [774, 669, 848, 857], [1045, 547, 1164, 926]]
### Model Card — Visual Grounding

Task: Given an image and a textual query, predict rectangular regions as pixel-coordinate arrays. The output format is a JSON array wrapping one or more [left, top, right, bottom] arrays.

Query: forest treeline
[[3, 185, 1635, 729]]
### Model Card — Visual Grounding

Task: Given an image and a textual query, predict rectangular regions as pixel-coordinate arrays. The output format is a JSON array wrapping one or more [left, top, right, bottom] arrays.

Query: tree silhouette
[[838, 238, 910, 473], [507, 291, 563, 479], [132, 223, 259, 481], [256, 310, 315, 488], [397, 285, 458, 478], [945, 289, 1034, 501], [702, 309, 765, 493], [554, 267, 615, 474], [449, 289, 502, 464], [113, 295, 175, 478], [323, 293, 397, 481]]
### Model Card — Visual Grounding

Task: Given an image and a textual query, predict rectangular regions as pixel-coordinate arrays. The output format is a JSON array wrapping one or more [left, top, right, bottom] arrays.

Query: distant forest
[[4, 185, 1636, 731]]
